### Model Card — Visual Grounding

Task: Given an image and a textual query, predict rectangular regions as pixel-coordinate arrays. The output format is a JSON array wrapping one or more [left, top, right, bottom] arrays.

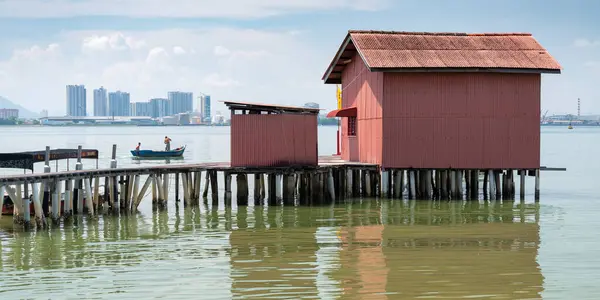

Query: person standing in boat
[[164, 136, 172, 151], [135, 142, 141, 153]]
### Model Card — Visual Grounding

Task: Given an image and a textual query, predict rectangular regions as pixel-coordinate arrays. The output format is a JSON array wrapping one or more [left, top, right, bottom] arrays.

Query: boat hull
[[130, 146, 186, 158]]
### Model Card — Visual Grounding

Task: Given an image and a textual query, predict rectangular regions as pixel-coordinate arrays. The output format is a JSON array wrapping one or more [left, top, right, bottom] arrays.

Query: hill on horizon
[[0, 96, 39, 118]]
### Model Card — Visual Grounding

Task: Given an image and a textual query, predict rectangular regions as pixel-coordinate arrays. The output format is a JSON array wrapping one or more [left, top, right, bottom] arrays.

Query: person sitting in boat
[[164, 136, 172, 151]]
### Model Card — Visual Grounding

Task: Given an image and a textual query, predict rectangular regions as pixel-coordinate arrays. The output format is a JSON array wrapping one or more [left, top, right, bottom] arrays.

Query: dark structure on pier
[[323, 30, 561, 169], [224, 101, 320, 168]]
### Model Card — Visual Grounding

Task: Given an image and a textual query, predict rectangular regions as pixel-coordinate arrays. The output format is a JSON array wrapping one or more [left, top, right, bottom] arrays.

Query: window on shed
[[348, 116, 357, 136]]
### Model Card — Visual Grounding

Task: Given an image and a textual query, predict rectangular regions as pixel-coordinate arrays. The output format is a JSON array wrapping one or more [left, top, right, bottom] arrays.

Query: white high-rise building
[[168, 91, 193, 115], [93, 86, 108, 116], [108, 91, 131, 116], [66, 84, 87, 116]]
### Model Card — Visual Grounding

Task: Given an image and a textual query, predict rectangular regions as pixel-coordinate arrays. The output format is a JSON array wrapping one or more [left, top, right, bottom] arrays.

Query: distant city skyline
[[64, 84, 207, 118]]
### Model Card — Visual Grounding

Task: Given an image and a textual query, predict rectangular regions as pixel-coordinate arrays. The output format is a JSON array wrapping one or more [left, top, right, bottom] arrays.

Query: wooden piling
[[224, 172, 232, 205], [174, 172, 180, 203], [237, 173, 249, 206], [281, 174, 294, 205], [519, 170, 526, 200], [456, 171, 464, 200], [253, 174, 262, 204], [32, 182, 47, 228], [408, 170, 416, 200], [84, 178, 95, 216], [441, 170, 448, 200], [352, 169, 360, 197], [534, 169, 540, 201], [52, 180, 61, 224], [494, 171, 501, 199], [209, 170, 219, 205], [483, 170, 489, 200], [268, 173, 277, 206], [93, 177, 100, 212], [193, 171, 201, 204], [203, 171, 210, 199], [64, 179, 72, 218], [488, 170, 496, 200]]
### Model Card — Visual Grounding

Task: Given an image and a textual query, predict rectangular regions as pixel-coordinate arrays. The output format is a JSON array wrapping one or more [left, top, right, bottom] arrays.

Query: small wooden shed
[[224, 101, 319, 168]]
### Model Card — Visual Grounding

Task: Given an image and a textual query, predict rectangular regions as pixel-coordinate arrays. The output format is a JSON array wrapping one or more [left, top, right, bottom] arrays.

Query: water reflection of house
[[331, 201, 543, 299]]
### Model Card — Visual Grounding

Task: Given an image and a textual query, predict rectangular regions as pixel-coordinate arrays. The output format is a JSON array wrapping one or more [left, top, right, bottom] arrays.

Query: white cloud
[[574, 38, 600, 48], [214, 46, 231, 56], [0, 28, 335, 115], [0, 0, 390, 18], [172, 46, 186, 55]]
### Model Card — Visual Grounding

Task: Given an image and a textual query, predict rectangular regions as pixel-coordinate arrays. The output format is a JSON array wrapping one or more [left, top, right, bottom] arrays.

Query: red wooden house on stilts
[[323, 30, 561, 200]]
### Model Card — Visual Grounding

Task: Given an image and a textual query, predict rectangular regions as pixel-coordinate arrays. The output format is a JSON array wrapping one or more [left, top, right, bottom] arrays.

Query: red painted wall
[[231, 114, 318, 167], [341, 52, 384, 164], [381, 72, 541, 169]]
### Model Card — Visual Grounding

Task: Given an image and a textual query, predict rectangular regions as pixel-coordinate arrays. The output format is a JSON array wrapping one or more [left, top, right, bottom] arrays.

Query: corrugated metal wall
[[231, 114, 318, 167], [382, 72, 541, 169], [341, 52, 384, 164]]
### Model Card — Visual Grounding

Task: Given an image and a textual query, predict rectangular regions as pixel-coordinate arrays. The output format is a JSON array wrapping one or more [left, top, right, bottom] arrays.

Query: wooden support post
[[424, 170, 433, 199], [352, 169, 360, 197], [224, 172, 232, 205], [268, 173, 277, 206], [441, 170, 448, 200], [259, 173, 266, 200], [182, 172, 190, 206], [32, 182, 47, 228], [408, 170, 416, 200], [237, 173, 249, 206], [471, 170, 479, 200], [519, 170, 526, 200], [483, 170, 489, 200], [501, 171, 508, 200], [210, 170, 219, 205], [112, 176, 119, 214], [52, 180, 61, 224], [534, 169, 540, 202], [0, 186, 4, 220], [151, 174, 157, 206], [84, 178, 94, 216], [393, 170, 402, 199], [465, 170, 471, 199], [365, 171, 372, 197], [327, 169, 336, 202], [346, 169, 353, 198], [489, 170, 496, 200], [381, 170, 390, 198], [63, 179, 72, 218], [6, 185, 24, 226], [161, 173, 169, 210], [253, 174, 262, 205], [203, 171, 210, 199], [174, 172, 180, 203], [456, 171, 464, 200], [282, 174, 294, 205], [130, 175, 139, 212], [494, 171, 501, 200], [20, 184, 31, 227], [93, 177, 100, 212], [275, 174, 283, 201], [432, 170, 439, 199], [193, 171, 201, 204]]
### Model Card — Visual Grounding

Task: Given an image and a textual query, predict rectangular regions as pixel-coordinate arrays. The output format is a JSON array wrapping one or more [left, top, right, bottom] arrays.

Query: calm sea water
[[0, 125, 597, 299]]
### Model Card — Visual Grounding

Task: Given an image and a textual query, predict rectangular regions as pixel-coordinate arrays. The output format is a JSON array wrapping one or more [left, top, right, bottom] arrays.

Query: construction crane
[[541, 110, 549, 123]]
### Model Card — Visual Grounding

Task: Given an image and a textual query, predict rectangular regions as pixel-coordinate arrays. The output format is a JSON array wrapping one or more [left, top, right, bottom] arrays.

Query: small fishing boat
[[130, 145, 186, 158]]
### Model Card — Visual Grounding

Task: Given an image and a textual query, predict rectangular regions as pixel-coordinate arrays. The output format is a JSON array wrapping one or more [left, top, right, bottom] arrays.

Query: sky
[[0, 0, 598, 116]]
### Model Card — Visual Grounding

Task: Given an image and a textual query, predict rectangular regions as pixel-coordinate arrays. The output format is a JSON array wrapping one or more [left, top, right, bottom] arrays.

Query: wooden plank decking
[[0, 155, 378, 184]]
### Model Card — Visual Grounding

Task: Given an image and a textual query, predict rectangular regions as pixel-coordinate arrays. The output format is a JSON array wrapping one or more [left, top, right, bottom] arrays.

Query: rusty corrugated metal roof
[[323, 30, 562, 84]]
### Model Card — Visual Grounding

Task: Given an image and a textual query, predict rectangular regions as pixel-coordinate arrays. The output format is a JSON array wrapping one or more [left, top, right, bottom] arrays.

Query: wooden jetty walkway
[[0, 144, 561, 230]]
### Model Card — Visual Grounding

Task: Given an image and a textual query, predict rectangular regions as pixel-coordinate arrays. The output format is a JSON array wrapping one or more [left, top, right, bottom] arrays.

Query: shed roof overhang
[[326, 107, 357, 118]]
